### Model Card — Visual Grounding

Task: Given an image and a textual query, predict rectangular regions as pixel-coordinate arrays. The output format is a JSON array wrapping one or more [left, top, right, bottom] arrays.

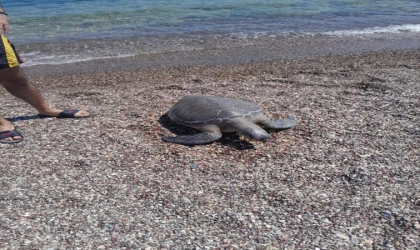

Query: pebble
[[380, 210, 393, 217], [323, 219, 332, 224], [335, 232, 350, 241], [360, 240, 373, 248], [317, 193, 328, 199], [181, 197, 192, 204]]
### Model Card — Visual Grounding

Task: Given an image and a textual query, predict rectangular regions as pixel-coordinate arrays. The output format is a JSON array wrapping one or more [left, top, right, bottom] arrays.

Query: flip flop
[[0, 130, 24, 144], [38, 109, 88, 119]]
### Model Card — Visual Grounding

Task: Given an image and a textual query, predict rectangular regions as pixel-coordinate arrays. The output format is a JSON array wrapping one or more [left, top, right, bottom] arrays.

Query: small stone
[[190, 164, 197, 170], [414, 223, 420, 230], [323, 219, 332, 224], [335, 232, 350, 241], [380, 210, 393, 217], [181, 197, 191, 204], [350, 235, 359, 244], [360, 240, 373, 248], [317, 193, 328, 199]]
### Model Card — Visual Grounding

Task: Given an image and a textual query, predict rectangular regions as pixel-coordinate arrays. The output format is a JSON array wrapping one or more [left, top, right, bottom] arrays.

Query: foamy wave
[[20, 53, 136, 67], [323, 24, 420, 36]]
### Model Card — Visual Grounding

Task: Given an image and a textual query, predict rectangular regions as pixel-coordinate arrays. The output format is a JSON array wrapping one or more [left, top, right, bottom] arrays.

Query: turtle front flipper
[[257, 114, 298, 129], [226, 118, 270, 141], [162, 131, 222, 145]]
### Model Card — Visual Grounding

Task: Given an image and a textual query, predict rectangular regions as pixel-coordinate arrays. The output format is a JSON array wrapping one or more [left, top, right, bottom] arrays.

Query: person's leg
[[0, 35, 88, 142], [0, 66, 89, 117]]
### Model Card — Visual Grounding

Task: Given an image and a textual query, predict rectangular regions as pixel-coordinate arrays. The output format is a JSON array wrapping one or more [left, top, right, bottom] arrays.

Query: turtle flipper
[[162, 131, 222, 145], [258, 115, 298, 129], [258, 114, 298, 129], [227, 118, 270, 141]]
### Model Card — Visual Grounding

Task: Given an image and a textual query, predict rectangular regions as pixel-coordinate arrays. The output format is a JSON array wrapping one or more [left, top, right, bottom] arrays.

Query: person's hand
[[0, 14, 9, 34]]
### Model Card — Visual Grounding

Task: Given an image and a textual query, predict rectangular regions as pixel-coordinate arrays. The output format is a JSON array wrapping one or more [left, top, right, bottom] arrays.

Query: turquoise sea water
[[1, 0, 420, 65]]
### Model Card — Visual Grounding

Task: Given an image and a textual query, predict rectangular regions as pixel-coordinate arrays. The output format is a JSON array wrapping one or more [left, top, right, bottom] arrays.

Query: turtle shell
[[167, 95, 263, 126]]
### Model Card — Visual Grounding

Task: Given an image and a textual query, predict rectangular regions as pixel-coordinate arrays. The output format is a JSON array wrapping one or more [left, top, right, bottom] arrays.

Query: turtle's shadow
[[158, 113, 255, 150]]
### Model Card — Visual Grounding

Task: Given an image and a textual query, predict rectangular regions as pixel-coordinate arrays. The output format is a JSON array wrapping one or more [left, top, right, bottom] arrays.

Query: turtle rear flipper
[[258, 114, 298, 129], [162, 131, 222, 145]]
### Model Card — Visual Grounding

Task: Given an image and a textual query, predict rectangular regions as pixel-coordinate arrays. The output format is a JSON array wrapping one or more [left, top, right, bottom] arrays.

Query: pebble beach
[[1, 34, 420, 249]]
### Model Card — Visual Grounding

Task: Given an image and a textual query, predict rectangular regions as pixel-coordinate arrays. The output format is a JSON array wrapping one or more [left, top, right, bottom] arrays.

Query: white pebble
[[181, 197, 191, 204], [335, 232, 350, 241]]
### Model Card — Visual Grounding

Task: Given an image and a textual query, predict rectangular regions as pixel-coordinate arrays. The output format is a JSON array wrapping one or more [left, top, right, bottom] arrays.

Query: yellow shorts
[[0, 35, 23, 69]]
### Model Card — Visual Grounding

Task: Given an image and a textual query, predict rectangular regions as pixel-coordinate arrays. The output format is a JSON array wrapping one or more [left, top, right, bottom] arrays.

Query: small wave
[[323, 24, 420, 36], [20, 53, 136, 67]]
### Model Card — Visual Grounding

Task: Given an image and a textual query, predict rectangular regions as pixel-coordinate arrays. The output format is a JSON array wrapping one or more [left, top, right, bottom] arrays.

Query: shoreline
[[1, 42, 420, 248], [20, 31, 420, 76]]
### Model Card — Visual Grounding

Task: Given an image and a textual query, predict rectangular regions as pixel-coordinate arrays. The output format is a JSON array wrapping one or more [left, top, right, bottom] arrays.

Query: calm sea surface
[[2, 0, 420, 65]]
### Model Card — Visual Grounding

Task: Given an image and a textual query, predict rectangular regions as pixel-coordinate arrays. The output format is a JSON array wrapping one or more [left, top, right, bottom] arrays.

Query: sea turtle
[[162, 95, 298, 145]]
